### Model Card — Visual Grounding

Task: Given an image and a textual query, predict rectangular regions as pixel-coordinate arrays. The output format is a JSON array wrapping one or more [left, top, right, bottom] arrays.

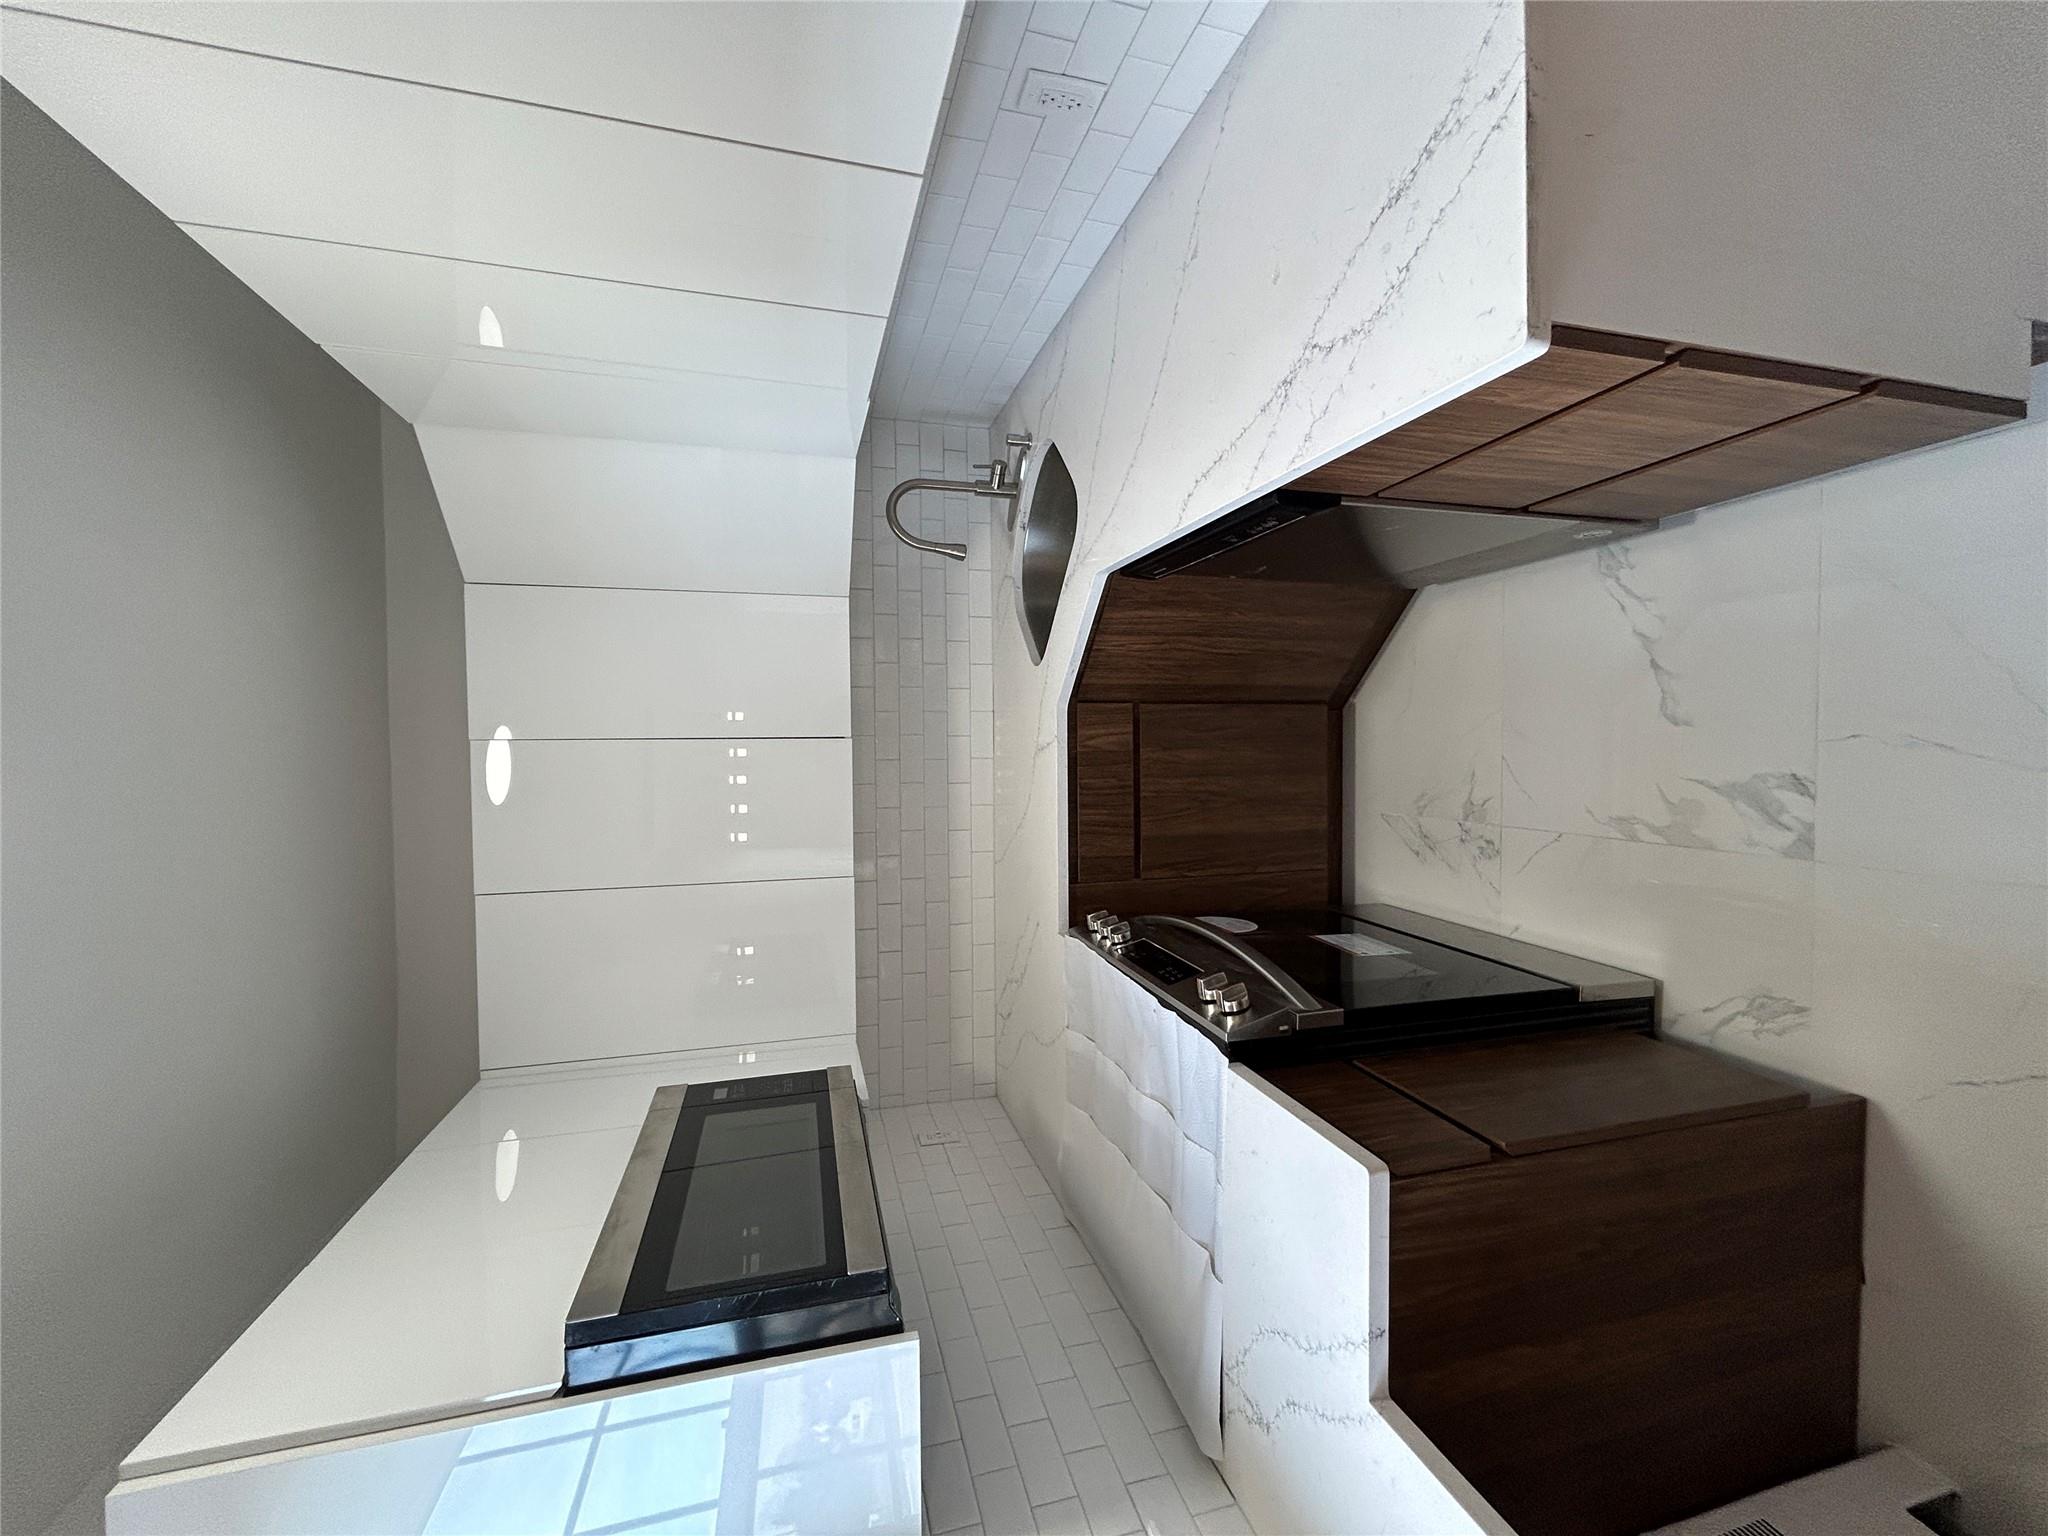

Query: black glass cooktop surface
[[1212, 910, 1572, 1014]]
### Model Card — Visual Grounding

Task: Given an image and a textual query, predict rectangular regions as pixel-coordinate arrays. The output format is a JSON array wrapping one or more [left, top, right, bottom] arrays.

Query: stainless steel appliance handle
[[1143, 915, 1328, 1013], [567, 1084, 687, 1326], [827, 1067, 888, 1276]]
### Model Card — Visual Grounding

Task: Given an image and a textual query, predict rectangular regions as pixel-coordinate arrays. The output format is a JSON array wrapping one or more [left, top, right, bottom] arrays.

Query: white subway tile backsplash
[[877, 3, 1261, 425], [855, 422, 1000, 1106], [949, 222, 999, 273], [1154, 23, 1242, 112], [1003, 30, 1076, 105], [1010, 150, 1069, 211], [981, 110, 1045, 180], [1088, 166, 1152, 226], [962, 172, 1018, 229], [1028, 2, 1093, 43], [1121, 103, 1195, 174], [949, 59, 1009, 142], [1128, 1, 1207, 64], [932, 134, 985, 197], [1025, 190, 1087, 250], [1061, 129, 1129, 195], [1067, 2, 1149, 85], [1092, 53, 1171, 138], [965, 1, 1031, 69], [992, 203, 1045, 255]]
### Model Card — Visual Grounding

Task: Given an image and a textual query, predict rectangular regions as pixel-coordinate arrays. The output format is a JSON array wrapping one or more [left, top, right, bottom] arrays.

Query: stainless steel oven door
[[567, 1065, 884, 1336]]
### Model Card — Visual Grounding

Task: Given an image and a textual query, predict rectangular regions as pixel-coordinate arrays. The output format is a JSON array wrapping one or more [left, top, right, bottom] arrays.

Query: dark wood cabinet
[[1258, 1035, 1867, 1536]]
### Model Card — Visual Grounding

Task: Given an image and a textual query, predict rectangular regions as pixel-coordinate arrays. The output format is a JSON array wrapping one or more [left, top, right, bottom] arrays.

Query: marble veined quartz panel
[[1502, 483, 1824, 860], [1059, 937, 1227, 1456], [1219, 1067, 1508, 1535], [991, 0, 1534, 1172]]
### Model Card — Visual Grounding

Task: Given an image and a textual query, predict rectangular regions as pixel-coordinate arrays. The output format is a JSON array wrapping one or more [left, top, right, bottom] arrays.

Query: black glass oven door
[[619, 1083, 845, 1315]]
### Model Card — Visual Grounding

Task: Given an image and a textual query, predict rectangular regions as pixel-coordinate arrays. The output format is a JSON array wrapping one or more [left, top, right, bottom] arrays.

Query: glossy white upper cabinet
[[465, 586, 850, 742], [180, 232, 881, 453], [333, 352, 863, 456], [45, 1, 962, 173], [475, 878, 856, 1069], [183, 227, 886, 393], [418, 429, 855, 592], [470, 738, 854, 894], [0, 10, 918, 314]]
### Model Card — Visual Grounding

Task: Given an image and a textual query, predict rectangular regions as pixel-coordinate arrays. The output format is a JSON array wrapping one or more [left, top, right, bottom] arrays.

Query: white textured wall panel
[[465, 585, 849, 741], [470, 737, 853, 894], [476, 878, 856, 1069]]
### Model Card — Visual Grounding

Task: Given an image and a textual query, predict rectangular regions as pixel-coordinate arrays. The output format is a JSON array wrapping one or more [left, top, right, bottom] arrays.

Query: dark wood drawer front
[[1135, 703, 1330, 880], [1383, 351, 1862, 511], [1071, 703, 1136, 883], [1292, 328, 1666, 498], [1535, 380, 2028, 519]]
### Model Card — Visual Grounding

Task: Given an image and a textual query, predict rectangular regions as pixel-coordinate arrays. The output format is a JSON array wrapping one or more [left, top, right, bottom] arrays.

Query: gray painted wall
[[1, 82, 472, 1533], [383, 415, 480, 1153]]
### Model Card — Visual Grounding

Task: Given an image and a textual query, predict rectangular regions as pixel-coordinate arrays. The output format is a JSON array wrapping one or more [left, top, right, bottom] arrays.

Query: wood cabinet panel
[[1364, 1031, 1805, 1155], [1073, 574, 1408, 704], [1071, 703, 1135, 883], [1534, 380, 2028, 519], [1291, 328, 1666, 498], [1383, 350, 1863, 511], [1256, 1062, 1491, 1177], [1135, 703, 1331, 880], [1389, 1096, 1865, 1535], [1068, 869, 1328, 926]]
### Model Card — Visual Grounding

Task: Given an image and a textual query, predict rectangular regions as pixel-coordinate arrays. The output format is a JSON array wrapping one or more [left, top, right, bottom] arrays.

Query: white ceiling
[[873, 0, 1263, 423], [0, 1, 962, 454]]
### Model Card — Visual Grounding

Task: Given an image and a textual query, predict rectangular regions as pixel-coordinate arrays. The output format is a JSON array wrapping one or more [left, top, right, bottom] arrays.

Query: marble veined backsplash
[[1347, 369, 2047, 1535]]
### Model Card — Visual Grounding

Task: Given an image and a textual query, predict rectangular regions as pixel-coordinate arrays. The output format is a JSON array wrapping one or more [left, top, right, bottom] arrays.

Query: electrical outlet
[[1015, 68, 1107, 120]]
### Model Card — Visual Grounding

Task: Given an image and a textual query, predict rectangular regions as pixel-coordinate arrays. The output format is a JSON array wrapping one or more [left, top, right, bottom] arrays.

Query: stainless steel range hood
[[1119, 490, 1642, 588]]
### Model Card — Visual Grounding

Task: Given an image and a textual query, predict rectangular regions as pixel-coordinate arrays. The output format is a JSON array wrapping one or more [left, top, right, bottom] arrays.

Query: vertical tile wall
[[853, 418, 998, 1105]]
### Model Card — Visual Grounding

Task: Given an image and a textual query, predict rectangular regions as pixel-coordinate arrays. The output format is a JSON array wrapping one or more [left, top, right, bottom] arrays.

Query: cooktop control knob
[[1210, 981, 1251, 1015], [1100, 921, 1134, 948], [1085, 910, 1115, 933], [1195, 972, 1231, 1002]]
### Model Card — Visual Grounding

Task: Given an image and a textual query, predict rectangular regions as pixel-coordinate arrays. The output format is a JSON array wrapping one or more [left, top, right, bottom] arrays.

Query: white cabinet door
[[471, 738, 853, 894], [476, 878, 855, 1069], [466, 585, 849, 742], [419, 429, 857, 592]]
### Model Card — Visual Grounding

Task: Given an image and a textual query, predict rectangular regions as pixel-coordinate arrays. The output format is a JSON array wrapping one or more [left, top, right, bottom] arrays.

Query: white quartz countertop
[[124, 1042, 867, 1479]]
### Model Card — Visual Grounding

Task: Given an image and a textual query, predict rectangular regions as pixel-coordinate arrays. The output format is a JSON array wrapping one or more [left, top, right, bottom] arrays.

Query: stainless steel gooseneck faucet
[[882, 433, 1034, 561]]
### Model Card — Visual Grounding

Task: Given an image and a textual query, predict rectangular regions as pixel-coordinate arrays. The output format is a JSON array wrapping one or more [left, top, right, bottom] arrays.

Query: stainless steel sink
[[1009, 440, 1076, 665]]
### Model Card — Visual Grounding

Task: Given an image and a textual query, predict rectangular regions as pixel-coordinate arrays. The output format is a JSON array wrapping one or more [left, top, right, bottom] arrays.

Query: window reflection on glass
[[421, 1342, 919, 1535], [493, 1129, 518, 1204], [484, 726, 513, 806]]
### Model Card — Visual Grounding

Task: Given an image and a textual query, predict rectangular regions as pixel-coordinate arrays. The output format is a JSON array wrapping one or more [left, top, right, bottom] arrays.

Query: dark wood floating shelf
[[1291, 324, 2025, 522]]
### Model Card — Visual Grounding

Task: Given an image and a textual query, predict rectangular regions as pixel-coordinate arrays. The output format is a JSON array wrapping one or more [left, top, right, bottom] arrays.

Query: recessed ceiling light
[[477, 305, 504, 348]]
